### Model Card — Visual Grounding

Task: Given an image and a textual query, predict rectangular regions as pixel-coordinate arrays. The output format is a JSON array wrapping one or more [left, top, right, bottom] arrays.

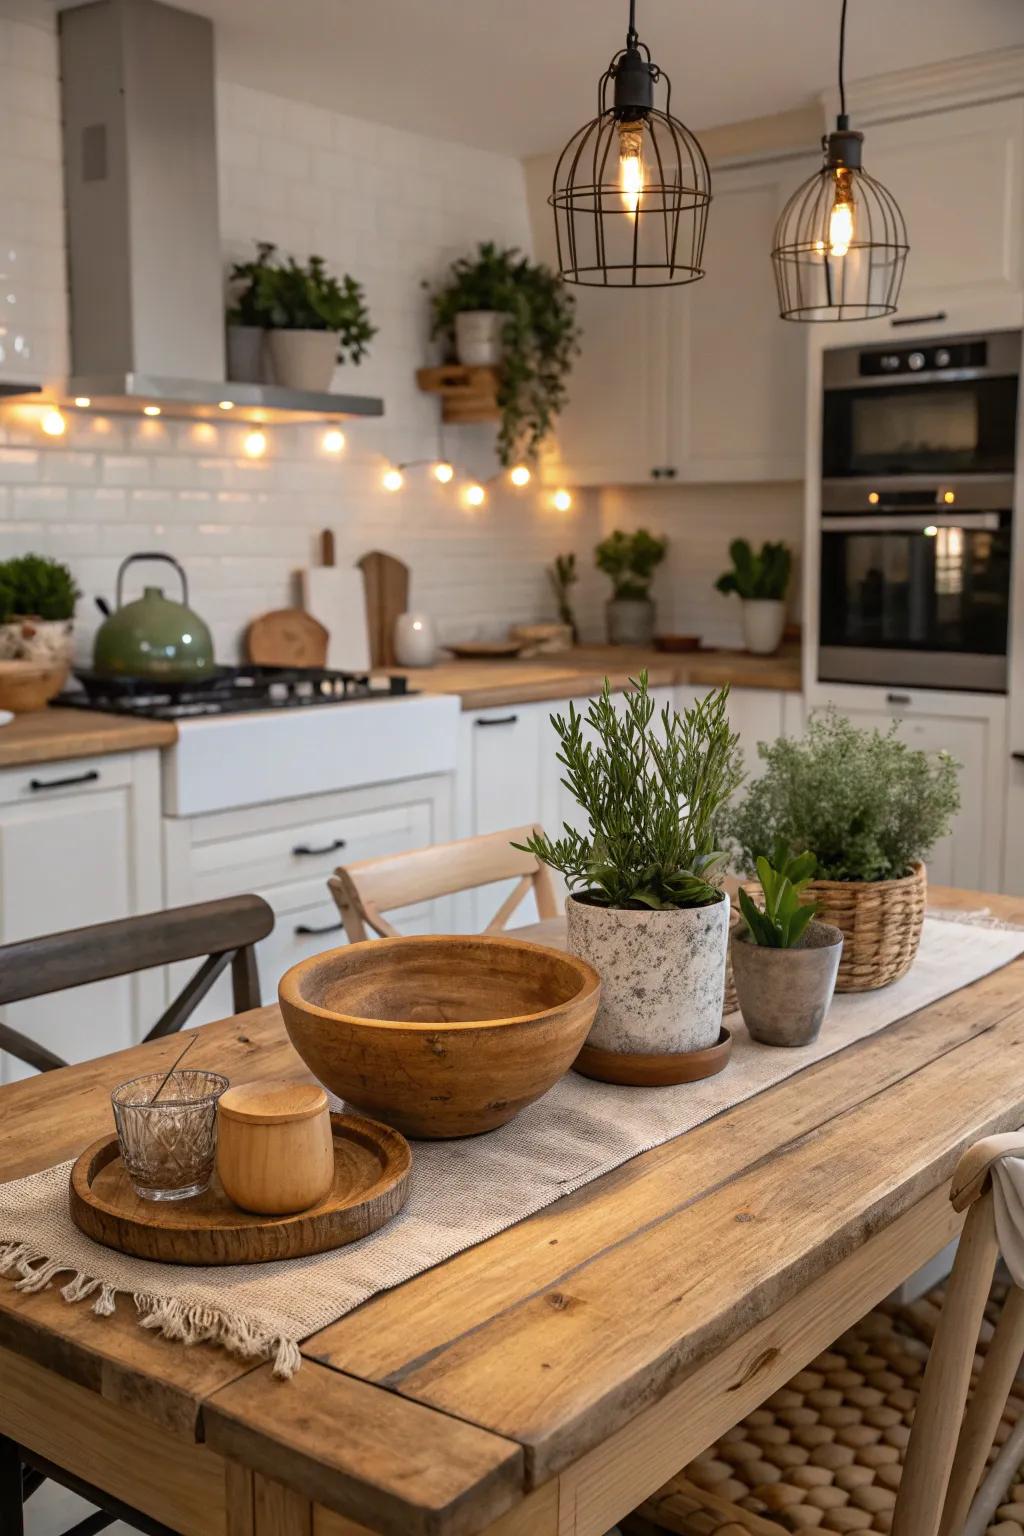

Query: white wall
[[0, 4, 603, 663], [598, 483, 803, 649]]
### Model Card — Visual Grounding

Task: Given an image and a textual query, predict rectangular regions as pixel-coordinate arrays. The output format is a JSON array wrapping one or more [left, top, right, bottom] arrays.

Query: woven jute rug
[[626, 1280, 1024, 1536]]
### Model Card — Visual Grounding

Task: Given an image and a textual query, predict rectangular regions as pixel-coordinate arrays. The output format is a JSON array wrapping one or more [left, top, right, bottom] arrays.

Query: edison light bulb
[[432, 460, 454, 484], [827, 169, 855, 257], [509, 464, 531, 487], [465, 482, 486, 508], [382, 467, 404, 492], [618, 121, 644, 214]]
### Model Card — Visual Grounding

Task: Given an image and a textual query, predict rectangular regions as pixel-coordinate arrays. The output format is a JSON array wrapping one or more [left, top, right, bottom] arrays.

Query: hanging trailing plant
[[427, 243, 580, 465]]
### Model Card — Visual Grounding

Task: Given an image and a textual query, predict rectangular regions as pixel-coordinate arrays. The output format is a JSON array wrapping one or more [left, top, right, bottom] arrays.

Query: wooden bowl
[[278, 935, 601, 1138], [0, 659, 67, 712]]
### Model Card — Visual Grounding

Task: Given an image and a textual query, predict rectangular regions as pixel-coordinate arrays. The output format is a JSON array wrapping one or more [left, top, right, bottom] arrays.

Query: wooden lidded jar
[[217, 1081, 334, 1215]]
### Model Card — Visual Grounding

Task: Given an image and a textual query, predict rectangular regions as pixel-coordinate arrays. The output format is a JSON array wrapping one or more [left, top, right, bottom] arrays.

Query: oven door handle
[[821, 512, 1001, 532]]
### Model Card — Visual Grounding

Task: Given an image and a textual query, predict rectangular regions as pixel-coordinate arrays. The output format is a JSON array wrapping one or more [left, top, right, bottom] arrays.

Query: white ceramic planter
[[267, 329, 338, 391], [393, 612, 439, 668], [741, 599, 786, 655], [454, 310, 505, 367], [0, 617, 73, 667], [566, 893, 730, 1065]]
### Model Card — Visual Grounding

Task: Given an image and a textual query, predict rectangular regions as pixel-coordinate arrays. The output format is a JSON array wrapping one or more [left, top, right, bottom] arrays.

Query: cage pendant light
[[549, 0, 711, 288], [772, 0, 908, 322]]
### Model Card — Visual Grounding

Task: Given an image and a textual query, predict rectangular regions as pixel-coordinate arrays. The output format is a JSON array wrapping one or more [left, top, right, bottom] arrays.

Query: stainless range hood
[[2, 0, 382, 425]]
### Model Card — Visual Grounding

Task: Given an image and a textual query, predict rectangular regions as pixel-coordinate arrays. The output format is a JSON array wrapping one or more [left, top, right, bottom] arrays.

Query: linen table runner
[[2, 912, 1023, 1376]]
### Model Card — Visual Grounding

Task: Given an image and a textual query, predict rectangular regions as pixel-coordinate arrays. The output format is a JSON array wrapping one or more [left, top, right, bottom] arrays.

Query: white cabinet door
[[461, 705, 545, 929], [865, 99, 1024, 308], [0, 751, 162, 1082], [665, 159, 813, 482], [546, 286, 670, 487]]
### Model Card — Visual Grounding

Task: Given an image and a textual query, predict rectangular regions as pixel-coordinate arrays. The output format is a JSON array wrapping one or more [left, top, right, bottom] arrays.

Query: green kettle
[[93, 553, 215, 681]]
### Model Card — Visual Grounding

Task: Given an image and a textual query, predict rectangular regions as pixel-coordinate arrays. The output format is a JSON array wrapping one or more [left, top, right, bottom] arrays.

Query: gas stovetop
[[56, 666, 412, 721]]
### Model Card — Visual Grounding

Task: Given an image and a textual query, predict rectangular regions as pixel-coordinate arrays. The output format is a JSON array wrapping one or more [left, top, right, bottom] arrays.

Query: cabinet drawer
[[0, 753, 133, 807]]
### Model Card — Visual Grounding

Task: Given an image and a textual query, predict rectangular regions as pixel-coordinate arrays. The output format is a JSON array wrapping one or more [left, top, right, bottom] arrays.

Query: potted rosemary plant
[[0, 554, 79, 669], [518, 674, 742, 1084], [595, 528, 667, 645], [715, 539, 791, 655], [731, 849, 843, 1047], [727, 709, 961, 991], [427, 242, 579, 466]]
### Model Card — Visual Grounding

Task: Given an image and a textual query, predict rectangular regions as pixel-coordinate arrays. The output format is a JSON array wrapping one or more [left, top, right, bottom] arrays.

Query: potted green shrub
[[715, 539, 791, 655], [427, 242, 579, 465], [517, 675, 742, 1084], [727, 709, 961, 992], [225, 240, 277, 382], [731, 849, 844, 1047], [230, 244, 376, 391], [0, 554, 80, 669], [595, 528, 667, 645]]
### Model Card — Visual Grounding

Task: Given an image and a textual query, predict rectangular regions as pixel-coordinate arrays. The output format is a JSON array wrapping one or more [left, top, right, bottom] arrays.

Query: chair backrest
[[892, 1129, 1024, 1536], [328, 825, 558, 943], [0, 894, 274, 1073]]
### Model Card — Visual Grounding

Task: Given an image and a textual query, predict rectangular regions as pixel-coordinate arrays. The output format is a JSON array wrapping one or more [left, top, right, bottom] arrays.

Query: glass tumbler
[[111, 1069, 228, 1201]]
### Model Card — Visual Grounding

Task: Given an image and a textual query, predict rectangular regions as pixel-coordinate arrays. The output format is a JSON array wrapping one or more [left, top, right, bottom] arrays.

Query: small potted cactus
[[715, 539, 791, 655], [731, 848, 843, 1047]]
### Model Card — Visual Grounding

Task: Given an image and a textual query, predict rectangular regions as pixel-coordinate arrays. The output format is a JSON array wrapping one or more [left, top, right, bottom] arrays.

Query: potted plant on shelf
[[715, 539, 792, 655], [230, 245, 376, 391], [731, 848, 844, 1047], [727, 709, 961, 992], [0, 554, 79, 669], [517, 674, 742, 1085], [225, 240, 277, 382], [426, 242, 579, 465], [548, 552, 579, 643], [595, 528, 667, 645]]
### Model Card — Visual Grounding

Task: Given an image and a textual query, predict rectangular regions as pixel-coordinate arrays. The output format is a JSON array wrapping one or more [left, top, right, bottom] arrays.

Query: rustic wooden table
[[1, 886, 1022, 1536]]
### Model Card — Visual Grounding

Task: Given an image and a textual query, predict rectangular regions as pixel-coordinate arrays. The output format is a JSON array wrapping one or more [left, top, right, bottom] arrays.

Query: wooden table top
[[0, 705, 177, 769], [1, 884, 1022, 1536]]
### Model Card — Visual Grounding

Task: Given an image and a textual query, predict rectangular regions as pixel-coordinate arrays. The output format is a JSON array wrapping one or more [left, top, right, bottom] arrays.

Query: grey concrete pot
[[566, 891, 730, 1058], [731, 920, 844, 1047], [606, 597, 655, 645]]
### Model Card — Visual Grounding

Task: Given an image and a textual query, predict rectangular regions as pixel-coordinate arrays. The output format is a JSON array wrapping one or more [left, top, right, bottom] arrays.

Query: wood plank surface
[[204, 1359, 524, 1536], [0, 705, 177, 768]]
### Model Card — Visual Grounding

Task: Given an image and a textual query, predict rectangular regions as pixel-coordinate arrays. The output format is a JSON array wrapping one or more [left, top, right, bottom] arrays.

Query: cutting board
[[358, 550, 410, 668], [246, 609, 328, 668], [301, 530, 371, 672]]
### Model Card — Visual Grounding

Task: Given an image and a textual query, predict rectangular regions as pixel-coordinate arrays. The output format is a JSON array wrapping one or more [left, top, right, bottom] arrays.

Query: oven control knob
[[908, 351, 926, 370], [935, 348, 951, 367]]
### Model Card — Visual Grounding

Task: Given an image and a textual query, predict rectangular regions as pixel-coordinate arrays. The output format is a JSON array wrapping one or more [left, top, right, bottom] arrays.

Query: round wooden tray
[[69, 1112, 411, 1266]]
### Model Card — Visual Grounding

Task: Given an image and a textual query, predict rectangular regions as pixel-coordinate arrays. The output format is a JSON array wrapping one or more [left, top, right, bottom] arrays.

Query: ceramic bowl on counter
[[278, 934, 601, 1138], [0, 659, 68, 713]]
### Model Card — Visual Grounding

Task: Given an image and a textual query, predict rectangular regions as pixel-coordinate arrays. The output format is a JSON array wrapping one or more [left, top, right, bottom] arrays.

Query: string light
[[382, 467, 404, 492], [41, 409, 66, 437], [552, 488, 573, 512], [464, 481, 487, 508], [509, 464, 532, 487], [322, 428, 346, 454], [243, 429, 267, 458], [432, 460, 454, 484]]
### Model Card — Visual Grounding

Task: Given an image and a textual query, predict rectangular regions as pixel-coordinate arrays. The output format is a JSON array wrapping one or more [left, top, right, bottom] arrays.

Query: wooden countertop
[[0, 706, 178, 770], [395, 643, 802, 711]]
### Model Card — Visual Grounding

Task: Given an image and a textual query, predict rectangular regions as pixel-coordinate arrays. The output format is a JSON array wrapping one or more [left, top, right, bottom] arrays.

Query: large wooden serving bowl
[[278, 935, 601, 1138]]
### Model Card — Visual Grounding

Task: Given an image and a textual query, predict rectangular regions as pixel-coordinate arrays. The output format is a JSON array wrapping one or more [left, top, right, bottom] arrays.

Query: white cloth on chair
[[992, 1156, 1024, 1287]]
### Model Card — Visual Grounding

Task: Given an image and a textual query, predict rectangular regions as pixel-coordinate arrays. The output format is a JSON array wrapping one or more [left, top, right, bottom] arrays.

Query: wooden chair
[[0, 894, 274, 1075], [628, 1133, 1024, 1536], [328, 825, 558, 942], [0, 894, 274, 1535]]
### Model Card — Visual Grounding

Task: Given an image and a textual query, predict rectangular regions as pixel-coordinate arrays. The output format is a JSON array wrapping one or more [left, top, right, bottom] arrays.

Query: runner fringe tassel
[[0, 1239, 302, 1378]]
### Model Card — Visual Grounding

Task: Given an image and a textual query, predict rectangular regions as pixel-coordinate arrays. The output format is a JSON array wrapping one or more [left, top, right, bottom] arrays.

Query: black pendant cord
[[837, 0, 849, 126], [627, 0, 638, 49]]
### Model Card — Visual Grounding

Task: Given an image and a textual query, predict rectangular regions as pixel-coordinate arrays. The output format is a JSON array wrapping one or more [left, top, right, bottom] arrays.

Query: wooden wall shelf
[[416, 365, 500, 424]]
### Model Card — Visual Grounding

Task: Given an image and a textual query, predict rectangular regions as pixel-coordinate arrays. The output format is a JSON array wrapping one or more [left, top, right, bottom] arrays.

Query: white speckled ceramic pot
[[566, 891, 730, 1062]]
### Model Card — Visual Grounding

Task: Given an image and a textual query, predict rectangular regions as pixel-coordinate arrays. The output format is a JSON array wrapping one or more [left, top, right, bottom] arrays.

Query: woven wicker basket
[[738, 863, 926, 994]]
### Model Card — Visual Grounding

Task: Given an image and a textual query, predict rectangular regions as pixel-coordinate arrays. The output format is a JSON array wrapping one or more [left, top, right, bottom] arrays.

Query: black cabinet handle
[[294, 919, 344, 936], [891, 312, 947, 327], [1012, 752, 1024, 763], [886, 693, 912, 706], [292, 838, 347, 856], [475, 714, 519, 727], [651, 467, 664, 479], [29, 769, 100, 792], [664, 466, 678, 479]]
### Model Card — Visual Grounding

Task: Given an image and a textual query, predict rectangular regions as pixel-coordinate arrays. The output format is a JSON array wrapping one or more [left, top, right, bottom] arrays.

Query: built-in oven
[[819, 480, 1013, 693], [818, 330, 1020, 694], [822, 331, 1020, 480]]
